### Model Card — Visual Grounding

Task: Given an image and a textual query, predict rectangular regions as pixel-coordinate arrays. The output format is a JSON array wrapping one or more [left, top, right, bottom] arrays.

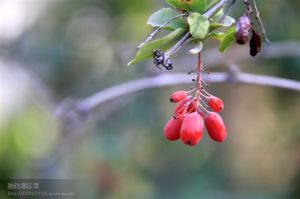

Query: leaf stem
[[195, 52, 203, 106]]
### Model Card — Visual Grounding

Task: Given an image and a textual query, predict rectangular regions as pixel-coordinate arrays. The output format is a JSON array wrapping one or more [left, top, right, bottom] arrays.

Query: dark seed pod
[[235, 15, 251, 45], [153, 49, 164, 66], [249, 29, 262, 57], [153, 49, 174, 70]]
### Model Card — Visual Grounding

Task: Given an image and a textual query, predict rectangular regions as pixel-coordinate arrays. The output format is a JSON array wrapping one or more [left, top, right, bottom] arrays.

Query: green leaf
[[188, 12, 210, 40], [210, 16, 235, 31], [128, 28, 186, 66], [147, 8, 187, 30], [219, 16, 235, 26], [219, 25, 236, 52], [166, 0, 206, 14], [209, 31, 225, 41]]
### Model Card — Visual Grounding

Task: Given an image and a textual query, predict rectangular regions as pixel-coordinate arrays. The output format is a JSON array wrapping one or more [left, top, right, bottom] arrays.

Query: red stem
[[195, 53, 210, 114], [195, 52, 203, 107]]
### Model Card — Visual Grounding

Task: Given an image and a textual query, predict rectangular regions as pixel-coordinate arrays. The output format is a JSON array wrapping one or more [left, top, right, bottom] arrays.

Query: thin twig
[[137, 13, 189, 49], [251, 0, 271, 45], [244, 0, 253, 14], [204, 0, 229, 18], [165, 32, 191, 57]]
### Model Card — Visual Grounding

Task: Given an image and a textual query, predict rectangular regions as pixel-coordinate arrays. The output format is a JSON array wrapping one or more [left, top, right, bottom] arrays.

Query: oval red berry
[[187, 99, 198, 113], [174, 96, 193, 119], [164, 117, 182, 141], [180, 112, 204, 146], [205, 112, 227, 142], [170, 91, 188, 103], [208, 96, 224, 112]]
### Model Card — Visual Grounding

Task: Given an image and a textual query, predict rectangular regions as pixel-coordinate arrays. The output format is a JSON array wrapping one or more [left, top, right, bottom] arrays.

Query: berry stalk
[[195, 52, 203, 105]]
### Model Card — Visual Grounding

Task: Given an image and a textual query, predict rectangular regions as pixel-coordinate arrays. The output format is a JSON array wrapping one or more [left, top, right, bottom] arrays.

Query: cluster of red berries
[[163, 90, 227, 146]]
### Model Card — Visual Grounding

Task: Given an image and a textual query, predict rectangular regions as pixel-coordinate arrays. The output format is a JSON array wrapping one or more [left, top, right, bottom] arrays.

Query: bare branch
[[73, 72, 300, 114]]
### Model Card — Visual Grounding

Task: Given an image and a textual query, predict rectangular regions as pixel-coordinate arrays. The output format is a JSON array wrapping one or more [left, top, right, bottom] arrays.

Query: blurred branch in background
[[56, 71, 300, 128]]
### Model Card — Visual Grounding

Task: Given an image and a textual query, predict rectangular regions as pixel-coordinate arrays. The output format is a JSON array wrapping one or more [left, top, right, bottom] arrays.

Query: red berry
[[163, 117, 182, 141], [174, 96, 193, 119], [187, 99, 198, 112], [180, 112, 204, 146], [170, 91, 188, 103], [208, 96, 224, 112], [205, 112, 227, 142]]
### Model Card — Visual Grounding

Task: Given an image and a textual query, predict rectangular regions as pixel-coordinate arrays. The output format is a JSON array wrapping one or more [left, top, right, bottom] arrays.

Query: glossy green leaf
[[188, 12, 210, 40], [128, 29, 186, 66], [219, 25, 236, 52], [166, 0, 206, 14]]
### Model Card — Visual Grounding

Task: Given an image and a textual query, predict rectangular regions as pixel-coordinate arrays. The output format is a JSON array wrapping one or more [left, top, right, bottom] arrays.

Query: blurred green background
[[0, 0, 300, 198]]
